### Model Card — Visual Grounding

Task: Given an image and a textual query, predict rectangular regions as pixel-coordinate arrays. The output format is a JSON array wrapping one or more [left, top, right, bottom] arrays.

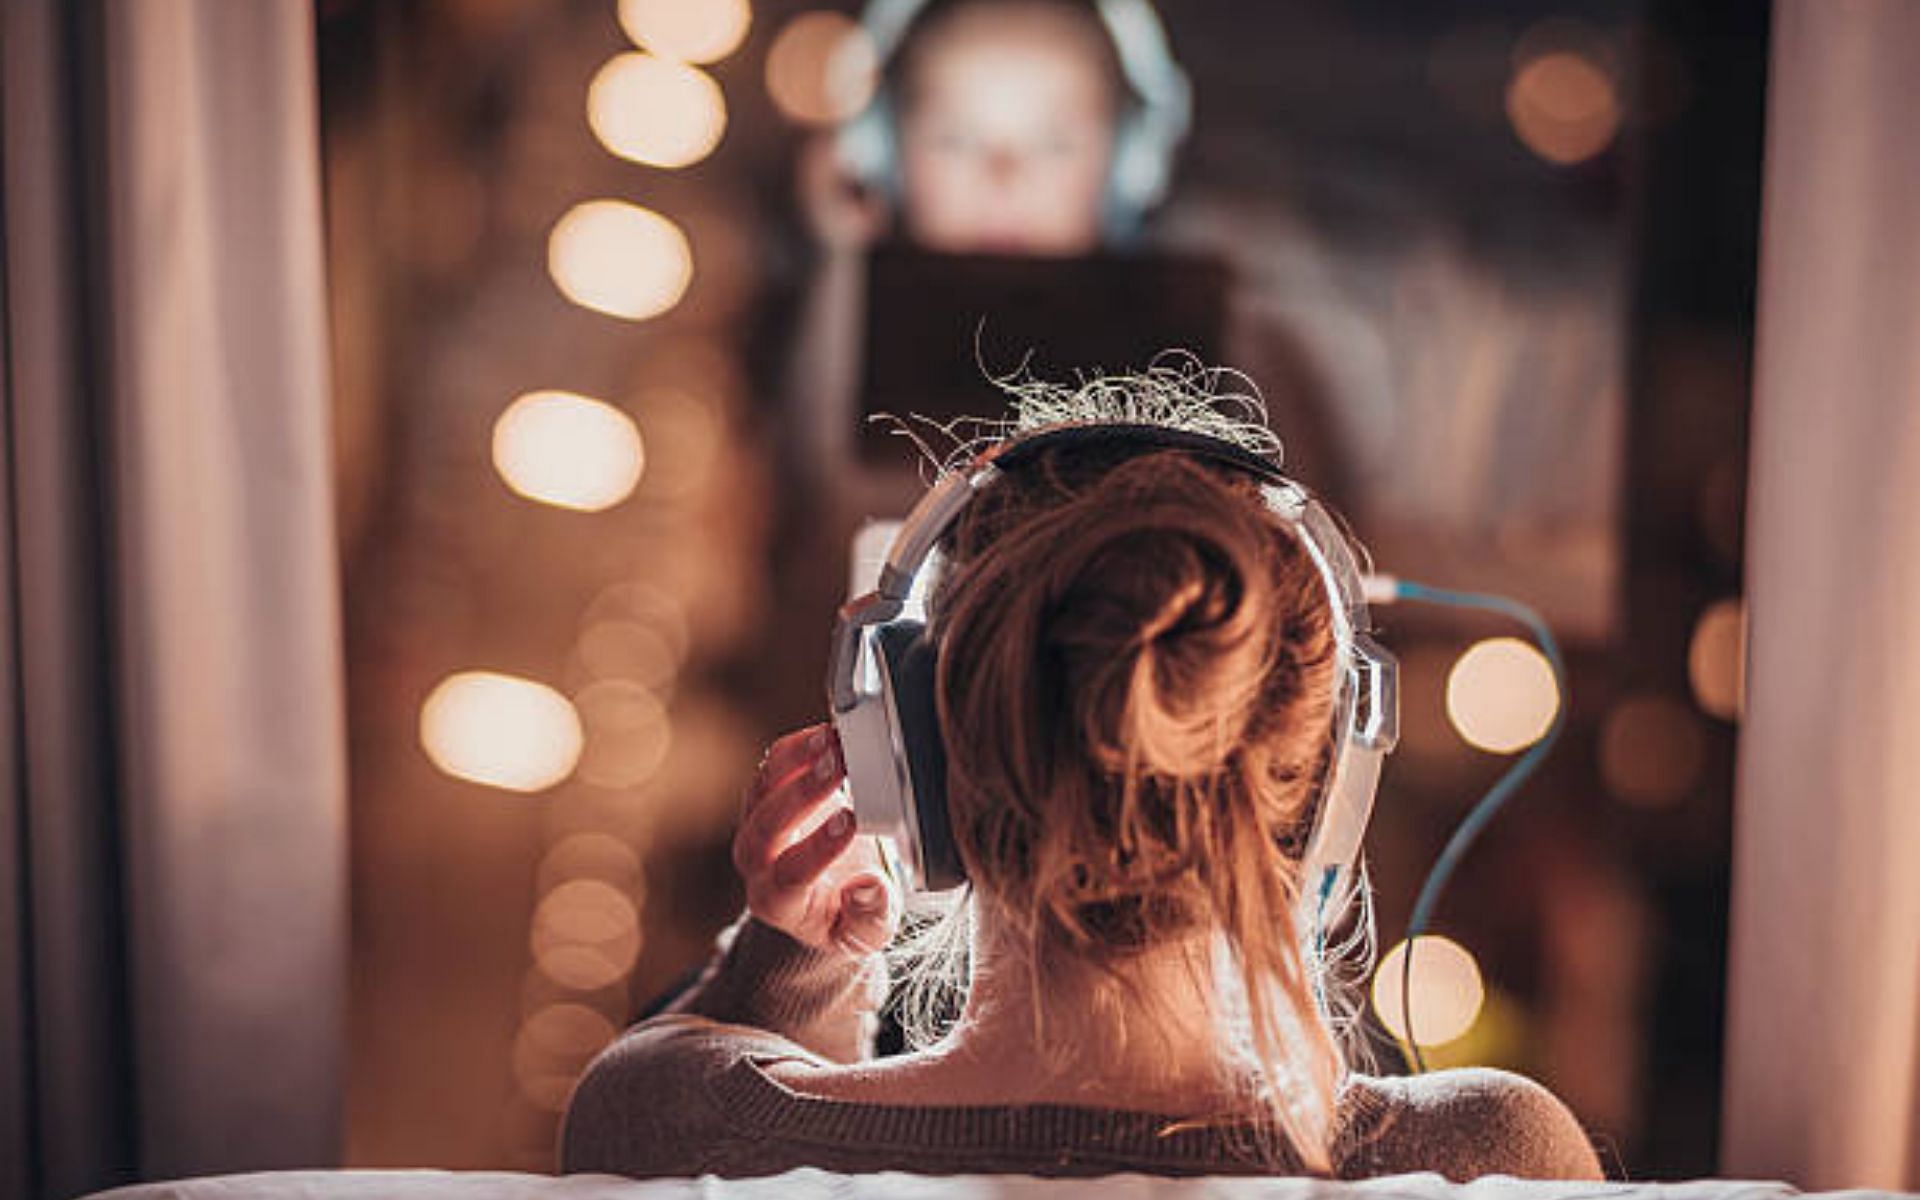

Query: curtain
[[1723, 0, 1920, 1190], [0, 2, 347, 1195]]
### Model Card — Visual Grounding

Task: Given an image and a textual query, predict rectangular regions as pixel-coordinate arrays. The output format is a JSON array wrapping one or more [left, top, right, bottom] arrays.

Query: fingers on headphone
[[830, 874, 898, 956], [757, 723, 836, 792], [770, 808, 858, 890], [736, 733, 846, 875]]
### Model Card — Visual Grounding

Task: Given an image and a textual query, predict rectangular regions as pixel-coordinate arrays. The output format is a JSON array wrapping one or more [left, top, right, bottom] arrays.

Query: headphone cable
[[1371, 577, 1569, 1073]]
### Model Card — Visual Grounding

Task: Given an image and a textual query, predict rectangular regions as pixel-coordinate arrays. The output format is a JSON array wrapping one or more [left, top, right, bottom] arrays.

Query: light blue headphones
[[836, 0, 1194, 242]]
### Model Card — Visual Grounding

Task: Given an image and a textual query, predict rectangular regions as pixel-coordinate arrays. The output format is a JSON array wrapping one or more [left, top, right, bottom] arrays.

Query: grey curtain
[[0, 2, 348, 1196], [1723, 0, 1920, 1190]]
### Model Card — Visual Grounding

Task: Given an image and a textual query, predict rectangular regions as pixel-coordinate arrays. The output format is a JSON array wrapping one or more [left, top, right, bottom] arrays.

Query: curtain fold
[[103, 0, 348, 1178], [1, 1, 348, 1194], [1723, 0, 1920, 1190]]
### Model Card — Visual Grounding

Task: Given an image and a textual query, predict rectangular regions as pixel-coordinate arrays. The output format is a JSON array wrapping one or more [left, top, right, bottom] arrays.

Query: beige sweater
[[560, 918, 1604, 1182]]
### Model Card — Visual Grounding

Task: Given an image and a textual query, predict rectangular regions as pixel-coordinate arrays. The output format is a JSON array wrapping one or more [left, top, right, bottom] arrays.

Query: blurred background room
[[5, 0, 1918, 1197], [316, 0, 1758, 1174]]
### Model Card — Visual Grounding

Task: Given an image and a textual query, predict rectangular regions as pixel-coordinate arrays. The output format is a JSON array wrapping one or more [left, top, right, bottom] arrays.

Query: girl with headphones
[[802, 0, 1192, 253], [561, 375, 1603, 1181]]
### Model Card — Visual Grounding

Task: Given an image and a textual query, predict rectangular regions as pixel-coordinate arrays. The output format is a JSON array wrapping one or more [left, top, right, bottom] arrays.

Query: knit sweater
[[560, 917, 1604, 1182]]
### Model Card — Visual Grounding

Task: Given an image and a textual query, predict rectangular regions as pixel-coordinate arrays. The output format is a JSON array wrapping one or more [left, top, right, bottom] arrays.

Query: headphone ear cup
[[1104, 108, 1153, 235], [873, 621, 964, 889], [837, 94, 903, 205]]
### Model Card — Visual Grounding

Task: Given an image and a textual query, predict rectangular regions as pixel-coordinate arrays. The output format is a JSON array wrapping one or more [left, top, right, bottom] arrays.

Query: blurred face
[[896, 4, 1121, 257]]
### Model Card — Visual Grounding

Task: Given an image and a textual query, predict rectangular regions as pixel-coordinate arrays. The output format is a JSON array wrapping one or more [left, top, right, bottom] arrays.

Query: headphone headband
[[854, 423, 1290, 614]]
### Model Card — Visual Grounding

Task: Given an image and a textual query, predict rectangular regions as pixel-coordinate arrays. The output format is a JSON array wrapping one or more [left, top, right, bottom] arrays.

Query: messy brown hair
[[902, 371, 1354, 1170]]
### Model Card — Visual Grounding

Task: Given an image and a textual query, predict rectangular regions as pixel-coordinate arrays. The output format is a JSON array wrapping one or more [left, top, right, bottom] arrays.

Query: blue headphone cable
[[1372, 578, 1569, 1073]]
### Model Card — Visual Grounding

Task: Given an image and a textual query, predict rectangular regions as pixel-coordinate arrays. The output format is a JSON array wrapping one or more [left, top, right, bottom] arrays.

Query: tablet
[[857, 246, 1231, 465]]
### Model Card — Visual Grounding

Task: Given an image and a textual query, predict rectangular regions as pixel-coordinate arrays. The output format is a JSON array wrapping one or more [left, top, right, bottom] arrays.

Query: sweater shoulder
[[559, 1013, 811, 1178], [1340, 1068, 1603, 1182]]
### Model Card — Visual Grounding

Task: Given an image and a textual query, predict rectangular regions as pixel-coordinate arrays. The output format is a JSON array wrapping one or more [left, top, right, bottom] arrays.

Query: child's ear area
[[799, 133, 891, 250]]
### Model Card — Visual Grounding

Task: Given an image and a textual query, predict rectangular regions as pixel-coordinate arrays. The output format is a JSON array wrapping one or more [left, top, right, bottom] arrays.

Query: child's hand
[[734, 723, 898, 957]]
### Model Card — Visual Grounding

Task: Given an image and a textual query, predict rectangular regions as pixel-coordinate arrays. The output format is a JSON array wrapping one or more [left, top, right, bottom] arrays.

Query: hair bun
[[1043, 457, 1281, 781]]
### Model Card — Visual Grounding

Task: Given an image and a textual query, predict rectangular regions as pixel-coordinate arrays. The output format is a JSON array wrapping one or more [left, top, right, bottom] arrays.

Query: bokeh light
[[511, 1002, 617, 1112], [1506, 50, 1621, 165], [1372, 935, 1487, 1048], [617, 0, 751, 65], [520, 964, 624, 1024], [1688, 598, 1746, 721], [491, 391, 645, 512], [574, 679, 673, 789], [588, 53, 727, 169], [1600, 694, 1706, 808], [536, 831, 643, 896], [419, 671, 582, 793], [547, 200, 692, 321], [573, 620, 680, 692], [582, 582, 691, 665], [530, 877, 643, 992], [765, 11, 878, 127], [1445, 637, 1560, 754]]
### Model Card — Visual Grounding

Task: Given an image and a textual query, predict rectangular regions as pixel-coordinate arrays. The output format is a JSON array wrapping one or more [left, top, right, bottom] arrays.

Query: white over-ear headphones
[[827, 423, 1400, 944], [836, 0, 1194, 241]]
